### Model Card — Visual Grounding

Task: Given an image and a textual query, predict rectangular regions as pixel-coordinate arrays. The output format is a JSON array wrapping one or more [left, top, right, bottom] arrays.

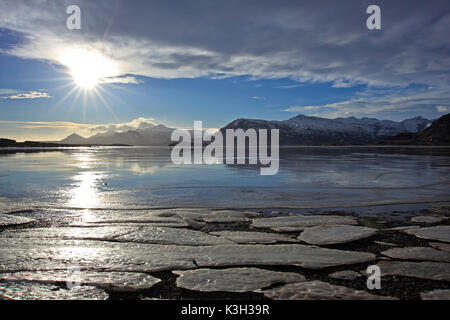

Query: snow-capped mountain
[[222, 114, 432, 145], [57, 115, 432, 146], [384, 113, 450, 145], [58, 124, 175, 146]]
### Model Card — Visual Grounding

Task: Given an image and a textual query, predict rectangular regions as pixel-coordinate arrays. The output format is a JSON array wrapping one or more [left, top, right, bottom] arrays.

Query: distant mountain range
[[56, 124, 175, 146], [221, 114, 432, 145], [3, 114, 447, 148], [52, 114, 436, 146]]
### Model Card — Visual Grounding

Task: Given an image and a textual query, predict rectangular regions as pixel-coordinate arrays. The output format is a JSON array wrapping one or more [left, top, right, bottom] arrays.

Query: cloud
[[276, 84, 305, 89], [0, 117, 164, 141], [87, 117, 158, 133], [2, 91, 51, 99], [0, 0, 448, 90], [436, 105, 450, 113], [251, 96, 265, 100], [283, 86, 450, 119], [100, 76, 143, 84], [284, 106, 320, 112], [0, 0, 449, 121]]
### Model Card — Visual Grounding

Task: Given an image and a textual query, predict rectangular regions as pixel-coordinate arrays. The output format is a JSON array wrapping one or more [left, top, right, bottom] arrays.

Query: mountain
[[384, 113, 450, 145], [54, 115, 434, 146], [221, 114, 432, 145], [413, 113, 450, 144], [59, 133, 90, 145], [58, 124, 175, 146]]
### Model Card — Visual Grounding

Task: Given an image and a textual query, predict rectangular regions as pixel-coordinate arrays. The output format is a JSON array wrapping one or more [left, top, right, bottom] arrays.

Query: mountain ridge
[[383, 113, 450, 145], [221, 114, 432, 145], [30, 114, 437, 147]]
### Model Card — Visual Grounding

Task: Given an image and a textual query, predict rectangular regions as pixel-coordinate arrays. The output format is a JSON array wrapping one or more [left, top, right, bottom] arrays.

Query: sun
[[59, 48, 118, 89]]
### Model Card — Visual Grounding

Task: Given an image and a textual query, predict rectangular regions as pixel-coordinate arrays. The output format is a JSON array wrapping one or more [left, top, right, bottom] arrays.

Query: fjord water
[[0, 146, 449, 210]]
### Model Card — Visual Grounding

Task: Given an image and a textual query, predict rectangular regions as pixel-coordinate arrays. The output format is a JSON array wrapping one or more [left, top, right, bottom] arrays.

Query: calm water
[[0, 146, 450, 210]]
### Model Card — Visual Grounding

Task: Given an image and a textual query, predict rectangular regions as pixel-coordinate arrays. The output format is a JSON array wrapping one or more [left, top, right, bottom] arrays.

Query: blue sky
[[0, 1, 449, 141]]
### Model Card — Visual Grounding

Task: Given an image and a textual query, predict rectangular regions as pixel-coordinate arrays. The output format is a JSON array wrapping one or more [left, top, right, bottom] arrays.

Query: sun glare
[[59, 48, 118, 89]]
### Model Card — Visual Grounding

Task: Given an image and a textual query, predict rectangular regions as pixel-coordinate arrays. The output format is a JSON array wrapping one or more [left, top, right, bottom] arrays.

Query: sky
[[0, 0, 449, 141]]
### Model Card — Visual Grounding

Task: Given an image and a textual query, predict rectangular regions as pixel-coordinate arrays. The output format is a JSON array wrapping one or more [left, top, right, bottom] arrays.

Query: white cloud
[[0, 0, 448, 89], [0, 117, 165, 141], [100, 76, 143, 85], [3, 91, 51, 99], [284, 106, 320, 112], [283, 87, 450, 119], [0, 0, 449, 121], [276, 84, 305, 89], [436, 105, 450, 113], [87, 117, 159, 133]]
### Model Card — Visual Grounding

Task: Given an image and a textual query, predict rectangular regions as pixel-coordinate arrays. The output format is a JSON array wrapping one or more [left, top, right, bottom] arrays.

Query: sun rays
[[49, 47, 124, 122], [59, 48, 118, 89]]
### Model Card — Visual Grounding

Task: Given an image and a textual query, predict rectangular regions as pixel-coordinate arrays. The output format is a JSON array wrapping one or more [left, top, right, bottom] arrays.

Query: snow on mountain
[[57, 115, 432, 146], [222, 114, 432, 145], [59, 124, 175, 146]]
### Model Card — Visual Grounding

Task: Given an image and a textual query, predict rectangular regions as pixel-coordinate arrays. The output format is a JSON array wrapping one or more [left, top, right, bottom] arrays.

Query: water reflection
[[1, 146, 450, 209], [69, 172, 102, 208]]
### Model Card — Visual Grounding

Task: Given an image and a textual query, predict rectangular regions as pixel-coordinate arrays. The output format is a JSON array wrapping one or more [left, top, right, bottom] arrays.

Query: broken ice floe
[[251, 215, 357, 229], [403, 226, 450, 243], [0, 214, 36, 227], [363, 260, 450, 282], [0, 270, 161, 292], [263, 281, 396, 300], [298, 225, 377, 245], [115, 226, 235, 246], [381, 247, 450, 263], [420, 289, 450, 300], [0, 283, 108, 300], [173, 267, 305, 292], [209, 231, 298, 244]]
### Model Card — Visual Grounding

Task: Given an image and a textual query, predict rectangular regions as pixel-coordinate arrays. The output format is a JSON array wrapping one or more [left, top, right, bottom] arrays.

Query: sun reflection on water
[[69, 171, 102, 208]]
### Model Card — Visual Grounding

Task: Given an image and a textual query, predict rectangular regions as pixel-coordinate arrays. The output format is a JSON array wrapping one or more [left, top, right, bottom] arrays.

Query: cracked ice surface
[[420, 289, 450, 300], [363, 261, 450, 282], [115, 226, 235, 245], [404, 226, 450, 243], [0, 240, 197, 273], [0, 270, 161, 292], [209, 231, 298, 244], [251, 215, 357, 229], [0, 283, 108, 300], [79, 209, 189, 227], [173, 267, 305, 292], [381, 247, 450, 263], [0, 226, 138, 241], [298, 225, 377, 245], [0, 238, 375, 272], [263, 281, 396, 300], [189, 244, 376, 269], [0, 214, 36, 227], [177, 209, 260, 223]]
